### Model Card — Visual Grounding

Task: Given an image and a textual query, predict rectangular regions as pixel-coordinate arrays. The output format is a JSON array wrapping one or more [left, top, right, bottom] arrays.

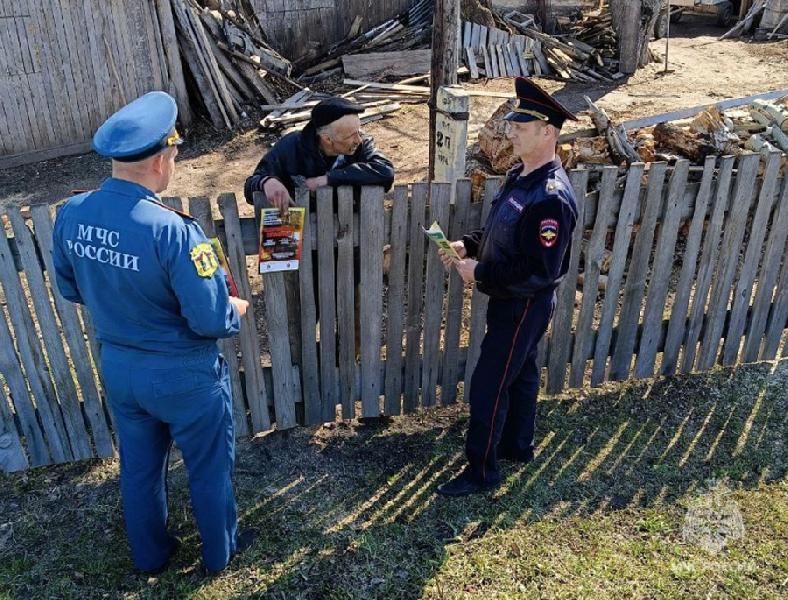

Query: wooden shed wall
[[251, 0, 414, 61], [0, 0, 169, 166]]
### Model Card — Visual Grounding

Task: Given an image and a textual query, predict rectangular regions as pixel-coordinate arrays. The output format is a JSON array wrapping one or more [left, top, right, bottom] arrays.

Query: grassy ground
[[1, 359, 786, 599]]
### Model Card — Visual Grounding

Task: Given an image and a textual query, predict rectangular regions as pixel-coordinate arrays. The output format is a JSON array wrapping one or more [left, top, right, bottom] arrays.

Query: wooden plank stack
[[296, 0, 434, 81], [504, 10, 619, 83], [461, 18, 540, 79], [257, 88, 405, 134], [170, 0, 295, 129]]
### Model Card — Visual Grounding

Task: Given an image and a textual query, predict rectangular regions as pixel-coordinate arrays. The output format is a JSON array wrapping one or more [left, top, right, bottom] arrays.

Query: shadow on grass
[[0, 360, 785, 599]]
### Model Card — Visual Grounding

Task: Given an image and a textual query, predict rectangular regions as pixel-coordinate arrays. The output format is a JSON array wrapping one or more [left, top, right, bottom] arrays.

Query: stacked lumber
[[461, 19, 537, 80], [296, 0, 434, 81], [258, 89, 404, 134], [502, 10, 620, 83], [171, 0, 295, 129]]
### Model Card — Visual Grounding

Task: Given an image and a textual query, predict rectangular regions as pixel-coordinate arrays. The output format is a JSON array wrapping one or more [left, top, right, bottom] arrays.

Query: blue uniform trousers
[[101, 345, 237, 572], [466, 292, 554, 485]]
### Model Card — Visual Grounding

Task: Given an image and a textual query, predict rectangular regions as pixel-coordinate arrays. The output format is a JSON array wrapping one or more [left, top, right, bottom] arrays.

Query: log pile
[[472, 94, 788, 175], [500, 9, 622, 83], [171, 0, 297, 129]]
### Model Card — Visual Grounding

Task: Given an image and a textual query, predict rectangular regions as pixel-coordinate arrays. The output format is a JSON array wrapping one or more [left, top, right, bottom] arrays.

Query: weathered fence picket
[[698, 154, 760, 371], [421, 184, 451, 407], [336, 186, 357, 420], [441, 180, 472, 406], [2, 155, 787, 472], [570, 166, 618, 387], [546, 169, 589, 394], [743, 177, 788, 362], [0, 218, 71, 463], [295, 189, 321, 425], [224, 193, 271, 432], [722, 152, 782, 366], [590, 163, 644, 386], [316, 186, 339, 422], [359, 186, 385, 417], [661, 157, 716, 376], [404, 183, 428, 413], [384, 186, 409, 415], [608, 162, 667, 380], [680, 157, 734, 373], [7, 206, 92, 461], [635, 160, 691, 379]]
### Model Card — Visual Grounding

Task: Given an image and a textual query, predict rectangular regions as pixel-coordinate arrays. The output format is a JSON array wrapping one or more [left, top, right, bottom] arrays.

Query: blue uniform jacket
[[52, 178, 240, 357], [243, 123, 395, 204], [464, 158, 578, 299]]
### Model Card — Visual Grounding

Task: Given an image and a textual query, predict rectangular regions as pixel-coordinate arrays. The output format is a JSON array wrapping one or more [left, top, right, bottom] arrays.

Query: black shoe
[[202, 528, 258, 577], [234, 528, 257, 556], [436, 470, 499, 497], [497, 448, 534, 464], [139, 535, 181, 576]]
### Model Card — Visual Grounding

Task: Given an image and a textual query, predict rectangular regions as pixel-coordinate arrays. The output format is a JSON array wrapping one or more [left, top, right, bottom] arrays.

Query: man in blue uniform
[[436, 77, 579, 497], [52, 92, 250, 573]]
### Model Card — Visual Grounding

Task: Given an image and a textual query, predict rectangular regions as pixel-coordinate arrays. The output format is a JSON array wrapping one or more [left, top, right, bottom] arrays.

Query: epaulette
[[545, 178, 564, 194], [148, 198, 195, 220]]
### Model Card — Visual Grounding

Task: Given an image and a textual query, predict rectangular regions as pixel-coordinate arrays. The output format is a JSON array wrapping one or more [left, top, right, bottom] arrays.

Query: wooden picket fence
[[1, 153, 787, 472]]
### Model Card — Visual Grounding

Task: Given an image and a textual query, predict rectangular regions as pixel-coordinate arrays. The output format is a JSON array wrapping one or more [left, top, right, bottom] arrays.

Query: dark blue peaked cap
[[504, 76, 577, 128], [92, 91, 183, 162]]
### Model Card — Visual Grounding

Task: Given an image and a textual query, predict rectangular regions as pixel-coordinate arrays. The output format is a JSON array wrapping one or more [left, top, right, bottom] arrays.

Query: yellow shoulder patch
[[190, 243, 219, 277]]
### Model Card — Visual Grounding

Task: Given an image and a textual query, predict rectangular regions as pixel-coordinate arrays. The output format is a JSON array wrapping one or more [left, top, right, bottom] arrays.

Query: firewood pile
[[497, 8, 623, 84], [170, 0, 297, 129], [471, 95, 788, 176]]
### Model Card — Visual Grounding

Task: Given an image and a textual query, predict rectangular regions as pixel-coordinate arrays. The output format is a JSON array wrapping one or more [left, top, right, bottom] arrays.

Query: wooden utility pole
[[428, 0, 461, 180], [614, 0, 641, 74]]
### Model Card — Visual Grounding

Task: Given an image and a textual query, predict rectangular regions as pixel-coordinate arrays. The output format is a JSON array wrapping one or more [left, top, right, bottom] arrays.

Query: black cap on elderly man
[[310, 97, 365, 129], [504, 76, 578, 129]]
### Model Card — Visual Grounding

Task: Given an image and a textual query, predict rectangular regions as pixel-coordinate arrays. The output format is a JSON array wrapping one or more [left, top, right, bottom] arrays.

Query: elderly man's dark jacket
[[244, 123, 395, 204]]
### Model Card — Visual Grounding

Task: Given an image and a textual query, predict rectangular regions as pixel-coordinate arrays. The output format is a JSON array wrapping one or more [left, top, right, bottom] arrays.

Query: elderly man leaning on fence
[[436, 77, 579, 497], [51, 92, 254, 575], [243, 96, 395, 210]]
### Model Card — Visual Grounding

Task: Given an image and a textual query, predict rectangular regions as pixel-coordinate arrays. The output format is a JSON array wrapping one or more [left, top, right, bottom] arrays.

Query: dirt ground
[[1, 19, 787, 209]]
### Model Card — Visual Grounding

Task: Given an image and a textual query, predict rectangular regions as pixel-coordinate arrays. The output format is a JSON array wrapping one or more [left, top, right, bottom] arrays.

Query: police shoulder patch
[[190, 243, 219, 277], [539, 218, 559, 248]]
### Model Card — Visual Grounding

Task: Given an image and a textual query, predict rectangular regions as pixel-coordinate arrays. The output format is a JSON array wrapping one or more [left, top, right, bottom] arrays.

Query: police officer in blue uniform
[[436, 77, 579, 497], [52, 92, 251, 573]]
